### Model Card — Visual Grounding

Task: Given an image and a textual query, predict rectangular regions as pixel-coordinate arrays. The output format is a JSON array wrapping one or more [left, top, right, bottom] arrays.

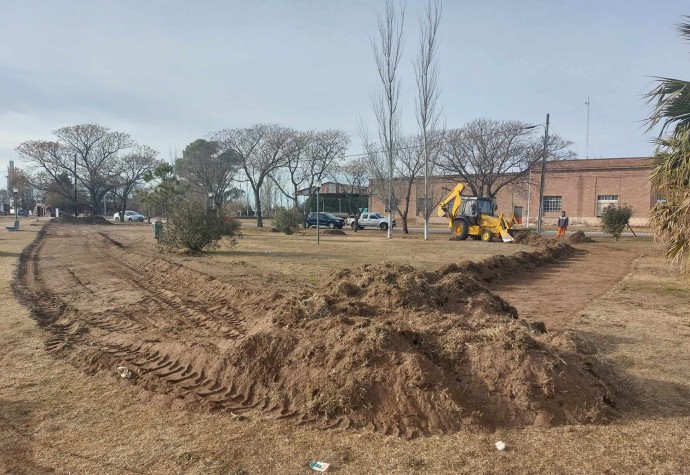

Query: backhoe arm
[[436, 183, 465, 219]]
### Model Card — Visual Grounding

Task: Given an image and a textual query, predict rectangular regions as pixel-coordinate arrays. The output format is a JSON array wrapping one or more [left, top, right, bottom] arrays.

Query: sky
[[1, 0, 689, 181]]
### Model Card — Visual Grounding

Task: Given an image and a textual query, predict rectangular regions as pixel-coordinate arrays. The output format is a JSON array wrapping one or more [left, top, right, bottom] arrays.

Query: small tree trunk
[[254, 189, 263, 227]]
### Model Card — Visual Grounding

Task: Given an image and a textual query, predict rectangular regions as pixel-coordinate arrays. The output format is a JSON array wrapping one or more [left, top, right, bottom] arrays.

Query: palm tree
[[646, 17, 690, 276]]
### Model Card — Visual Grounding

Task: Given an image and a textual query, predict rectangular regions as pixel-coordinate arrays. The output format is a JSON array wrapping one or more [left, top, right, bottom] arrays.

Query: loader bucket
[[499, 228, 515, 242], [497, 213, 515, 242]]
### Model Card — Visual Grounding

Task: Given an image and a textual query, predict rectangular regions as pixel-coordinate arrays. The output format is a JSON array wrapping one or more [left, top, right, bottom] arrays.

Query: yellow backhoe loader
[[436, 183, 517, 242]]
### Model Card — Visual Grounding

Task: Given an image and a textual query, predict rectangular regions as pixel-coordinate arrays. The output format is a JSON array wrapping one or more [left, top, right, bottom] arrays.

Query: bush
[[272, 207, 302, 235], [159, 199, 241, 252], [601, 205, 633, 240]]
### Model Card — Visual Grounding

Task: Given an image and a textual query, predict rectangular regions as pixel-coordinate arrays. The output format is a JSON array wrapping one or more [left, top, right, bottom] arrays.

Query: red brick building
[[369, 157, 656, 227]]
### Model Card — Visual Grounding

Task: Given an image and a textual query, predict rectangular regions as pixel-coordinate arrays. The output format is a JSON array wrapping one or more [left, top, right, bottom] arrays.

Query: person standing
[[557, 211, 569, 238]]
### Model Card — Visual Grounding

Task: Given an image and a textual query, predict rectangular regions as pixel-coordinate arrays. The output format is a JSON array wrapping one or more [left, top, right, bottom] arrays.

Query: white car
[[114, 210, 146, 222], [348, 212, 396, 230]]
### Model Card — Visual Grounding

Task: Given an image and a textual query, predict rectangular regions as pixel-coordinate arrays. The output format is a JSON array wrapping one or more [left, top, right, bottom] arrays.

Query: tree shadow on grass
[[575, 329, 690, 420]]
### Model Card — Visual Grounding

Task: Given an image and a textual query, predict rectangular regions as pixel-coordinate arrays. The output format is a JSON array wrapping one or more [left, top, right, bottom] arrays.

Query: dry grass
[[0, 217, 688, 474]]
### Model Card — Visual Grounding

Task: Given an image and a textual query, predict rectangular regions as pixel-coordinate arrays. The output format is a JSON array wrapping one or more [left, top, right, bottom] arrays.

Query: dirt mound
[[53, 215, 111, 225], [266, 247, 616, 435], [439, 242, 573, 283], [569, 230, 595, 243], [16, 224, 619, 439], [511, 229, 556, 246]]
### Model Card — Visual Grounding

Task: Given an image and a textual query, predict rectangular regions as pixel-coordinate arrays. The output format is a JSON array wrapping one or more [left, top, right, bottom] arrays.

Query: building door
[[513, 206, 523, 224]]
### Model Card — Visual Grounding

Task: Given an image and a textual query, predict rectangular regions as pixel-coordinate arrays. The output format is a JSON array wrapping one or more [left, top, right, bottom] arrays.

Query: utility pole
[[537, 113, 550, 235], [74, 153, 78, 217], [585, 97, 590, 159]]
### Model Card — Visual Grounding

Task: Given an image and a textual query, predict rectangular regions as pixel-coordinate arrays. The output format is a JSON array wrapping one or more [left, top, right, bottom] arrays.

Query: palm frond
[[678, 16, 690, 42], [645, 78, 690, 134], [650, 127, 690, 189]]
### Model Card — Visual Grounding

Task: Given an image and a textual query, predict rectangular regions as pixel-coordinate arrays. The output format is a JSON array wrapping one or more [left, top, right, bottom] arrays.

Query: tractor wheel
[[481, 229, 494, 242], [452, 219, 469, 240]]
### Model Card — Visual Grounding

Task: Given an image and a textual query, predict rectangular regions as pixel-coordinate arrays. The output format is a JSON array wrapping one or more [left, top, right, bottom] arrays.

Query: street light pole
[[316, 183, 321, 245], [74, 153, 78, 217], [536, 113, 550, 235], [13, 187, 19, 230], [526, 169, 532, 228]]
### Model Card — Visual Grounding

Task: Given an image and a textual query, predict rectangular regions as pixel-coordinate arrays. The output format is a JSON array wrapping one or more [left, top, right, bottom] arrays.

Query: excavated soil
[[14, 223, 621, 438], [569, 230, 595, 243], [52, 216, 112, 225]]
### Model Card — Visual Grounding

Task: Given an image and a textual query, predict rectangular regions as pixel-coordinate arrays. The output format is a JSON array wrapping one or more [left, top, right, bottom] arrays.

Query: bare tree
[[337, 157, 369, 232], [358, 122, 394, 219], [17, 124, 135, 215], [16, 140, 76, 208], [415, 0, 442, 240], [371, 0, 405, 239], [176, 139, 241, 209], [271, 130, 312, 209], [269, 129, 349, 217], [392, 134, 448, 234], [113, 146, 159, 220], [214, 124, 292, 227], [302, 130, 350, 216], [437, 119, 575, 198]]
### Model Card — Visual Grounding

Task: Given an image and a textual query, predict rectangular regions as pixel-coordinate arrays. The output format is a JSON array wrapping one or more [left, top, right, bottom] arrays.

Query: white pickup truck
[[348, 212, 396, 231]]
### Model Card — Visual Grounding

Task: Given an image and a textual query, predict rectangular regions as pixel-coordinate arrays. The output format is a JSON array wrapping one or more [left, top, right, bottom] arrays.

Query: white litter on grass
[[495, 441, 507, 451], [116, 366, 133, 379], [309, 461, 330, 472]]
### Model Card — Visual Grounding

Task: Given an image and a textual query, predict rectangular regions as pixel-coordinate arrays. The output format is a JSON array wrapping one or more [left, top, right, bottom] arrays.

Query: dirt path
[[490, 244, 639, 331]]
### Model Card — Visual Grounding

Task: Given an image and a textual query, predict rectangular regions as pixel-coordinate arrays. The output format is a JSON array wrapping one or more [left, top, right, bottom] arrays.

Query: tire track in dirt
[[16, 225, 270, 418], [91, 232, 247, 339]]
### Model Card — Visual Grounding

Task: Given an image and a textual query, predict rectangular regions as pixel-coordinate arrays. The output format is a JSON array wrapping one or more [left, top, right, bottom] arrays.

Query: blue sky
[[1, 0, 689, 180]]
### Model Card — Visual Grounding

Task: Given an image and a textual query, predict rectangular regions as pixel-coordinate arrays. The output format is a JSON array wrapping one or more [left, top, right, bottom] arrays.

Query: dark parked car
[[16, 209, 29, 217], [305, 212, 344, 229]]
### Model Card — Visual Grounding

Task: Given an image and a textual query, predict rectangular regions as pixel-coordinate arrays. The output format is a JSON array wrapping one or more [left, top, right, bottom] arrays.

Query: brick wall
[[369, 157, 655, 227]]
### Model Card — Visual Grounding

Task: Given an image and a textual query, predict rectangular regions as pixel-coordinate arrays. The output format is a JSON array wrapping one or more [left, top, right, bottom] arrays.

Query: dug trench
[[13, 223, 625, 438]]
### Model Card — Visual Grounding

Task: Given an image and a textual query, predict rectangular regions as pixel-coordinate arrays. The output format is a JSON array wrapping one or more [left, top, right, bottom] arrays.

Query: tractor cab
[[458, 197, 496, 224]]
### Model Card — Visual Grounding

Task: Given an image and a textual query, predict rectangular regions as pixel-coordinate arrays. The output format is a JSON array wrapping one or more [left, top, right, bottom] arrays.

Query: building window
[[542, 196, 562, 212], [416, 197, 435, 216], [596, 195, 619, 216]]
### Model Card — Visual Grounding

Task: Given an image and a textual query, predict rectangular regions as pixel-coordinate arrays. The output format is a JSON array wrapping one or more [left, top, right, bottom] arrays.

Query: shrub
[[159, 199, 241, 252], [272, 207, 302, 235], [601, 205, 633, 240]]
